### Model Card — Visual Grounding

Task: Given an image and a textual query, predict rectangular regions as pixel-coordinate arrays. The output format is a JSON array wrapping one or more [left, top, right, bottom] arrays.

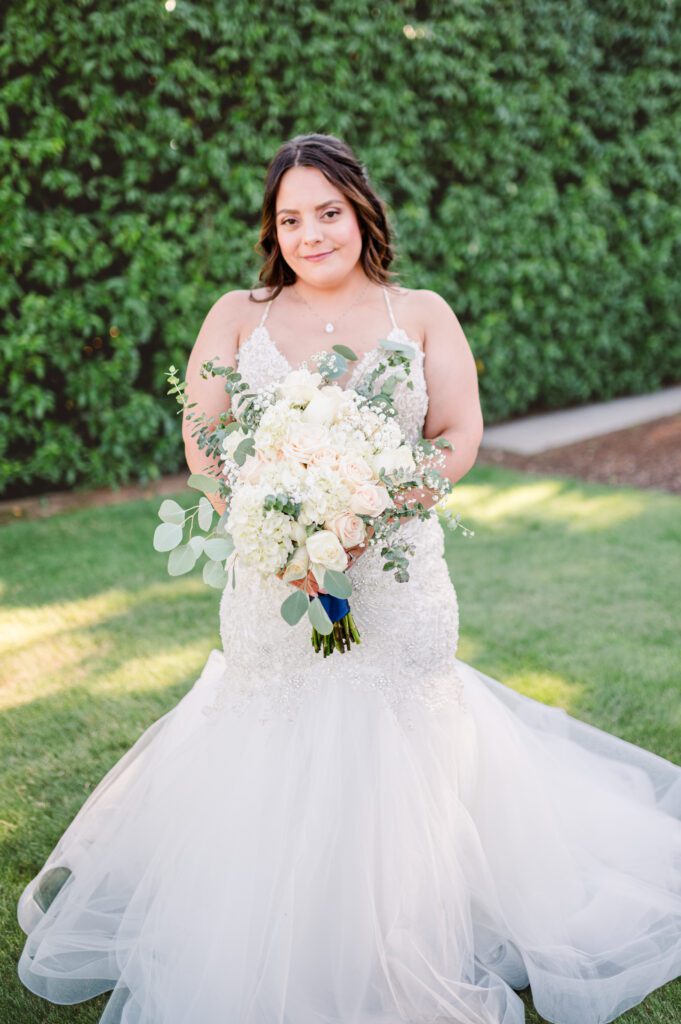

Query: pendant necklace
[[294, 280, 371, 334]]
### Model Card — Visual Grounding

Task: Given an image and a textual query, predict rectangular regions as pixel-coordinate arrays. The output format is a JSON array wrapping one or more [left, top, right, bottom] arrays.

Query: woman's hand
[[386, 485, 438, 524]]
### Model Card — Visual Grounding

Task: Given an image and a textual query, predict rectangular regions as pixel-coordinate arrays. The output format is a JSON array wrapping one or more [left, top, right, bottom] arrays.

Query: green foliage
[[1, 0, 679, 498], [1, 472, 680, 1020]]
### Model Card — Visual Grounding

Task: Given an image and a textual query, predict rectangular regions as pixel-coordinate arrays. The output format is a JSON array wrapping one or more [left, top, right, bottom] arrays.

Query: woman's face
[[274, 166, 364, 288]]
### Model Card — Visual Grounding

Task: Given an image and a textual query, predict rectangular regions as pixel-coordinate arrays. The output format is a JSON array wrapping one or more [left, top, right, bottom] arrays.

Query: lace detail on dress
[[201, 291, 465, 727], [234, 324, 428, 447]]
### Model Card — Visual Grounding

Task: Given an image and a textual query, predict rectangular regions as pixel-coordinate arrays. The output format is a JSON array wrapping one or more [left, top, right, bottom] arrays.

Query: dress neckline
[[237, 286, 424, 389]]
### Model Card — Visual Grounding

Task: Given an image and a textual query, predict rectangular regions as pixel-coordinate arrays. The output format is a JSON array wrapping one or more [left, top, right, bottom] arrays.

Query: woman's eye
[[279, 210, 340, 227]]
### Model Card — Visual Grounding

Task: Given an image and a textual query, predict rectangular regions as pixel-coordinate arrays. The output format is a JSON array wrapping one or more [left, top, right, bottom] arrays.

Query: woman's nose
[[301, 217, 323, 244]]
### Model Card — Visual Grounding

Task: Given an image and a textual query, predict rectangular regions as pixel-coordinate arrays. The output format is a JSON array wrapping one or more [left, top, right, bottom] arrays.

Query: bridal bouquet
[[156, 340, 470, 656]]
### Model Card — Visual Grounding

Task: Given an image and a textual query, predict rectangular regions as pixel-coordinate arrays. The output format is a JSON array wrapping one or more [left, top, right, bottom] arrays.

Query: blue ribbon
[[317, 593, 350, 623]]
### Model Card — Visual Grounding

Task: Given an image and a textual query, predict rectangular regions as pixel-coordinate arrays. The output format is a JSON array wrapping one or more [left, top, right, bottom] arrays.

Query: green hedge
[[1, 0, 680, 497]]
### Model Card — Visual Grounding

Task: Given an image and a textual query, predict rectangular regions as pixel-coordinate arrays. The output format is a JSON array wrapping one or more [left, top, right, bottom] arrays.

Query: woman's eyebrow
[[277, 199, 344, 215]]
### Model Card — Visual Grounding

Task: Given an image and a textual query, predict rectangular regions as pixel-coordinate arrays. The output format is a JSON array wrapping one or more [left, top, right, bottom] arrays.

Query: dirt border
[[478, 414, 681, 495], [3, 413, 679, 527], [0, 474, 188, 526]]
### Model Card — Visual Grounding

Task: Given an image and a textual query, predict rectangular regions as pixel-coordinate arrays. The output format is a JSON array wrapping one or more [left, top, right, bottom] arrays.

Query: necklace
[[294, 280, 371, 334]]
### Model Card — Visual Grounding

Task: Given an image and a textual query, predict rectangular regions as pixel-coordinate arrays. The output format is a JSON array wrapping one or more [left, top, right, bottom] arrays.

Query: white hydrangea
[[222, 378, 421, 578], [226, 484, 296, 575]]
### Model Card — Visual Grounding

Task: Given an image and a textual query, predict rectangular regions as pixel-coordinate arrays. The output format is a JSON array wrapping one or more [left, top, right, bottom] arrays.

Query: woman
[[17, 134, 681, 1024]]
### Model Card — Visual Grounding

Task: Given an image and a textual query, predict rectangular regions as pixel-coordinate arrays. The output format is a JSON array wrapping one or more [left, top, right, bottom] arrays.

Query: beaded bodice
[[202, 288, 464, 728]]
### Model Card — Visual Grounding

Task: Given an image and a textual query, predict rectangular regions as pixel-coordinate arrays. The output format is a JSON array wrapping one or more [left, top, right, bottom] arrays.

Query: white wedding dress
[[17, 289, 681, 1024]]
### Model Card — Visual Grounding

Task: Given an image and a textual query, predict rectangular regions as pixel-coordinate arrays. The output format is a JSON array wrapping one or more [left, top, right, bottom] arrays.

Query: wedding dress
[[17, 288, 681, 1024]]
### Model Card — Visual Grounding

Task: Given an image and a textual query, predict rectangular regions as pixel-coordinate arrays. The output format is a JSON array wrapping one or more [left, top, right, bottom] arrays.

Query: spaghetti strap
[[382, 286, 399, 331], [259, 298, 273, 327]]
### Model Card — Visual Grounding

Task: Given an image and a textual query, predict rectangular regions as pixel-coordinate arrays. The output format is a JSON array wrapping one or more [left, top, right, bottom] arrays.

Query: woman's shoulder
[[386, 286, 454, 347], [207, 287, 275, 340]]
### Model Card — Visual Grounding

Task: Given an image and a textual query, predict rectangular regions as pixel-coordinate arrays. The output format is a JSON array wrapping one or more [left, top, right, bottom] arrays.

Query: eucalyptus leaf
[[308, 596, 333, 635], [187, 472, 220, 494], [434, 437, 454, 450], [198, 496, 214, 531], [168, 543, 198, 576], [153, 521, 183, 552], [188, 535, 205, 555], [332, 343, 358, 361], [203, 559, 228, 589], [323, 569, 352, 599], [158, 498, 185, 525], [204, 537, 234, 561], [379, 337, 416, 357], [325, 358, 347, 380], [234, 437, 256, 466], [280, 589, 310, 625]]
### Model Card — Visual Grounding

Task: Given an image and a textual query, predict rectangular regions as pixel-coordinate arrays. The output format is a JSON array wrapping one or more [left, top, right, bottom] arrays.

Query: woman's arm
[[182, 291, 244, 515], [393, 291, 484, 514], [421, 289, 484, 480]]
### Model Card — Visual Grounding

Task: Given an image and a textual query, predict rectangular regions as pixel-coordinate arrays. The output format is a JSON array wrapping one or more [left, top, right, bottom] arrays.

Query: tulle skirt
[[16, 650, 681, 1024]]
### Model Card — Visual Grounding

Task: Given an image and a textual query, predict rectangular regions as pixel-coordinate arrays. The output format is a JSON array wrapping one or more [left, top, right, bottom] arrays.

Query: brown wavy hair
[[249, 133, 399, 303]]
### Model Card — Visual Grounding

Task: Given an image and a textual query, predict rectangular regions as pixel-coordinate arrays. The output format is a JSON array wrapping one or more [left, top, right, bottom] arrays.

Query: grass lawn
[[1, 464, 679, 1024]]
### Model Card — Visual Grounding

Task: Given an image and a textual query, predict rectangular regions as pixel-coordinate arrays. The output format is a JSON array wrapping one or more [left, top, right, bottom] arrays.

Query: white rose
[[349, 483, 393, 517], [278, 368, 323, 405], [281, 423, 331, 464], [306, 530, 348, 571], [282, 545, 309, 583], [326, 512, 366, 549], [372, 444, 416, 479], [222, 428, 247, 459], [290, 520, 308, 545], [301, 385, 345, 426], [337, 453, 375, 488], [308, 446, 341, 468]]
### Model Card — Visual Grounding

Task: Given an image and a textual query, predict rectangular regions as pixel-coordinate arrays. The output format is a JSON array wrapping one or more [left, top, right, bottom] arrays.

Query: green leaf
[[198, 496, 213, 531], [168, 543, 198, 576], [434, 437, 453, 450], [158, 498, 185, 525], [332, 343, 358, 361], [280, 589, 309, 625], [308, 596, 333, 635], [188, 535, 205, 555], [203, 559, 228, 589], [379, 337, 416, 357], [233, 437, 255, 466], [323, 568, 352, 599], [188, 472, 220, 494], [325, 357, 347, 380], [153, 521, 183, 552], [204, 536, 234, 561]]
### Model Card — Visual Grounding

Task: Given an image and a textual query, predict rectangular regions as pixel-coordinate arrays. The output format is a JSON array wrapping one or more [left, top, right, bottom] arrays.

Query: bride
[[17, 133, 681, 1024]]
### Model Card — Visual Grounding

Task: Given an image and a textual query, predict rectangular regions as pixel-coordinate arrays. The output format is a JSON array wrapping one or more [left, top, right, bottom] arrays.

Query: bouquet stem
[[311, 611, 361, 657]]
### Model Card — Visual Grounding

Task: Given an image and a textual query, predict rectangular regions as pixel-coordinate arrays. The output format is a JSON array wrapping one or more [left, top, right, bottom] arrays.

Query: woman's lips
[[303, 251, 334, 262]]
